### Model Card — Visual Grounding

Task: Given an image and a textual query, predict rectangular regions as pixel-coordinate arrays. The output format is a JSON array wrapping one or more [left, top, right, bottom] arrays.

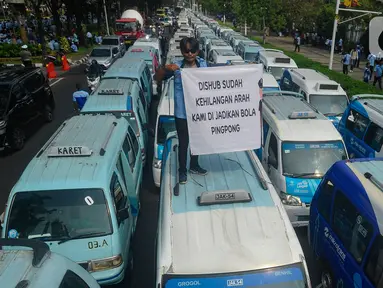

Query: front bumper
[[284, 204, 310, 227]]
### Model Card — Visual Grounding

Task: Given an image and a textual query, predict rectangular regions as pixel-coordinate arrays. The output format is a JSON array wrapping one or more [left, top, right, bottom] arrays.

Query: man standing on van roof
[[155, 37, 208, 184]]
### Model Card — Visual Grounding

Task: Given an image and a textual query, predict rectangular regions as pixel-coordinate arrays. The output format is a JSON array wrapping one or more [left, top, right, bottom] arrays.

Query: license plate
[[125, 40, 131, 44]]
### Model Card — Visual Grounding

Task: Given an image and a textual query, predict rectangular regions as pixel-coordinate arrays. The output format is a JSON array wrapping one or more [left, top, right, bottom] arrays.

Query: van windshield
[[163, 263, 307, 287], [282, 141, 347, 177], [157, 116, 176, 144], [244, 52, 257, 61], [6, 189, 112, 241], [309, 94, 349, 116], [90, 48, 111, 57]]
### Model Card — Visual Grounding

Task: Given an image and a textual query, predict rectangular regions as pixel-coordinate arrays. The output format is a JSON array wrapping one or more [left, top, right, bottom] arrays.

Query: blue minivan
[[309, 158, 383, 288], [82, 78, 150, 165], [338, 94, 383, 159], [103, 57, 154, 106], [1, 115, 141, 285]]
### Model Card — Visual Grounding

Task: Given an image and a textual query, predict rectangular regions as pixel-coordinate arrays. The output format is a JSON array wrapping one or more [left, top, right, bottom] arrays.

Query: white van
[[258, 49, 298, 81], [133, 37, 163, 65], [207, 49, 243, 65], [0, 239, 101, 288], [262, 73, 280, 91], [280, 68, 349, 127], [258, 91, 348, 227], [156, 132, 312, 287], [153, 78, 175, 187]]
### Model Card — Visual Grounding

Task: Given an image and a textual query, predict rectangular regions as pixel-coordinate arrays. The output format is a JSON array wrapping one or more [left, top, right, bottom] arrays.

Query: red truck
[[115, 9, 145, 46]]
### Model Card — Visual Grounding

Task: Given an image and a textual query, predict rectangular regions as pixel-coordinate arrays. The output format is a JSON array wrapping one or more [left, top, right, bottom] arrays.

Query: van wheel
[[43, 106, 53, 122], [9, 128, 26, 151], [321, 269, 333, 288]]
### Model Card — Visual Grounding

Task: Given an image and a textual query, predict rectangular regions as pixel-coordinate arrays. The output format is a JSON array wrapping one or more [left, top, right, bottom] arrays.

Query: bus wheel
[[321, 270, 333, 288]]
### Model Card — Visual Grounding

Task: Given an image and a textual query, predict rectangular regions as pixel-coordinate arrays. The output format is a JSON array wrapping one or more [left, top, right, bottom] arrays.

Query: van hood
[[47, 234, 113, 263]]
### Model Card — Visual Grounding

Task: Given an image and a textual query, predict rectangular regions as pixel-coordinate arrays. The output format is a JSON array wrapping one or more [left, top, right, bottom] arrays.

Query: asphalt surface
[[0, 65, 321, 288]]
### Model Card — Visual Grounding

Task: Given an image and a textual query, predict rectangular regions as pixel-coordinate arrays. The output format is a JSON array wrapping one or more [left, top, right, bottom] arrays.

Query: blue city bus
[[309, 158, 383, 288], [338, 94, 383, 159]]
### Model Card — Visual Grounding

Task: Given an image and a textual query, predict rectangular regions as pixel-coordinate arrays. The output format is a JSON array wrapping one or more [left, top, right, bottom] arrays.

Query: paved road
[[0, 65, 322, 288]]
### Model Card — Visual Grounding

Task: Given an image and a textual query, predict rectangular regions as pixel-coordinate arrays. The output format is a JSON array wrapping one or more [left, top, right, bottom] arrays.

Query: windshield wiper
[[284, 172, 323, 178], [57, 232, 108, 245]]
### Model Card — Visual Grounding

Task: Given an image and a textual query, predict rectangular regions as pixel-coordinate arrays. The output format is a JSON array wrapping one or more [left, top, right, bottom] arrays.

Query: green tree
[[316, 4, 335, 38]]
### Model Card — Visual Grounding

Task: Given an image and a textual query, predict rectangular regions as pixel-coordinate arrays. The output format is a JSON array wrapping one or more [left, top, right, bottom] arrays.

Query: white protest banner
[[181, 64, 263, 155]]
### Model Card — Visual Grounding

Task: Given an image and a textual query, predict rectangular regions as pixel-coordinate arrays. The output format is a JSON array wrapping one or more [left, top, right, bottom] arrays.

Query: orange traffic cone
[[46, 62, 57, 79], [62, 55, 70, 71]]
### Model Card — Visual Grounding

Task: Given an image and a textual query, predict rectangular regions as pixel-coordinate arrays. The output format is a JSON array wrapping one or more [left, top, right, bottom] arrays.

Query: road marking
[[49, 78, 63, 87]]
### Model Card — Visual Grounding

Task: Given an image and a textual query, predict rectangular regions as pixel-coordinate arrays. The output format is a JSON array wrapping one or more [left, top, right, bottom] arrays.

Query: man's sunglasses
[[182, 47, 198, 54]]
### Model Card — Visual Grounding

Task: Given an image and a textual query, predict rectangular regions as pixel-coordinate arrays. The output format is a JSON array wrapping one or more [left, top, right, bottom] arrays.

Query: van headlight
[[280, 192, 302, 206], [90, 255, 123, 272], [153, 158, 162, 169]]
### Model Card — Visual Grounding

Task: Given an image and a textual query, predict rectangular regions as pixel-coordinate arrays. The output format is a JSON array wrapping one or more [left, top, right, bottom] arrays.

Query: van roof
[[350, 94, 383, 127], [157, 78, 174, 116], [215, 49, 236, 56], [11, 115, 128, 193], [127, 46, 154, 60], [330, 159, 383, 233], [0, 239, 52, 286], [93, 77, 138, 96], [260, 50, 297, 68], [103, 57, 146, 79], [263, 93, 343, 141], [159, 136, 303, 274], [263, 73, 279, 88], [288, 68, 346, 95]]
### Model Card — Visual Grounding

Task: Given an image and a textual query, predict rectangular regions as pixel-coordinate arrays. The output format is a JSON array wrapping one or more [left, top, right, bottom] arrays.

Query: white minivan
[[153, 78, 175, 187], [133, 37, 163, 65], [258, 49, 297, 82], [258, 91, 348, 227], [157, 132, 312, 288]]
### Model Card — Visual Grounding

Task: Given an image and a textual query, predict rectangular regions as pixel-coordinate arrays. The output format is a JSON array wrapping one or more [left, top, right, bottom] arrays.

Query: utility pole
[[103, 0, 110, 35]]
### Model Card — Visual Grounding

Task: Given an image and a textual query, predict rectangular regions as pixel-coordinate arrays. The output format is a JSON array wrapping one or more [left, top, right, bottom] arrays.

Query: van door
[[263, 130, 280, 189], [144, 66, 153, 100], [121, 136, 139, 217], [110, 171, 133, 263]]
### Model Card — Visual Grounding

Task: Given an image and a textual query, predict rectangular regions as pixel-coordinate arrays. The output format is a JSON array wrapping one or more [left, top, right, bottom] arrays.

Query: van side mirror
[[117, 207, 130, 222], [268, 154, 277, 168]]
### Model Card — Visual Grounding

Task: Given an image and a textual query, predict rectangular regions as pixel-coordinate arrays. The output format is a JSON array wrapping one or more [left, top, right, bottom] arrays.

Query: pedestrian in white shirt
[[86, 31, 93, 45]]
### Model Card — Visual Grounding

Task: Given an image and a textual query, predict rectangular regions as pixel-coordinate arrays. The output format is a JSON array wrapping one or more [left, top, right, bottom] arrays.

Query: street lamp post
[[103, 0, 110, 35]]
